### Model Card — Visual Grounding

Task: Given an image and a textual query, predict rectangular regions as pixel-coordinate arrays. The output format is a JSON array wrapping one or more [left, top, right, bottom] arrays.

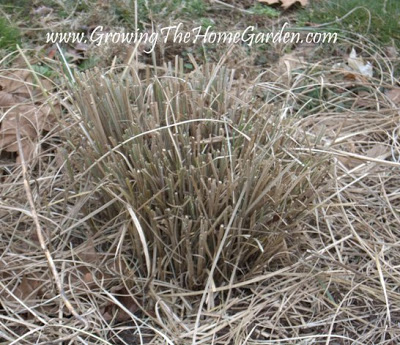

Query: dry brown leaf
[[1, 106, 41, 135], [1, 104, 53, 137], [83, 272, 94, 283], [277, 52, 308, 80], [72, 235, 106, 288], [331, 48, 373, 86], [0, 137, 37, 163], [102, 288, 140, 322], [0, 69, 56, 163], [347, 48, 373, 78], [77, 234, 100, 263], [279, 52, 307, 71], [385, 88, 400, 106], [0, 134, 18, 150], [0, 274, 42, 305], [33, 6, 53, 15], [258, 0, 280, 4], [353, 91, 377, 109], [15, 275, 41, 301], [0, 105, 49, 162], [0, 91, 26, 107], [0, 71, 33, 97], [365, 143, 388, 160], [385, 46, 398, 59], [0, 70, 51, 101], [17, 141, 37, 164], [258, 0, 308, 9], [65, 48, 85, 63], [338, 143, 389, 169], [75, 42, 89, 52]]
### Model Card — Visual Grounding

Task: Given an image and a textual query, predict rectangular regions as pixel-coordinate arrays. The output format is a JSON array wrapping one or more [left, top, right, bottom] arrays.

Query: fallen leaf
[[332, 49, 373, 85], [102, 288, 140, 322], [385, 88, 400, 106], [66, 48, 85, 63], [338, 143, 389, 169], [0, 70, 56, 163], [347, 48, 373, 78], [0, 274, 42, 304], [17, 142, 37, 164], [83, 271, 95, 285], [353, 90, 378, 109], [75, 42, 89, 52], [33, 6, 53, 16], [15, 275, 41, 301], [76, 234, 100, 263], [0, 70, 52, 101], [0, 91, 25, 107], [385, 46, 398, 59], [279, 52, 307, 71], [277, 52, 308, 81], [365, 143, 388, 160], [259, 0, 280, 4]]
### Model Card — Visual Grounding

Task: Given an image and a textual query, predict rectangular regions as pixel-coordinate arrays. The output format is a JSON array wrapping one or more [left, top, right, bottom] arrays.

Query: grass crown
[[71, 61, 329, 289]]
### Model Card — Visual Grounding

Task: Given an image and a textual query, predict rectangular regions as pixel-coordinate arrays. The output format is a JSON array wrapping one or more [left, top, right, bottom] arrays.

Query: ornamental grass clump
[[71, 61, 328, 289]]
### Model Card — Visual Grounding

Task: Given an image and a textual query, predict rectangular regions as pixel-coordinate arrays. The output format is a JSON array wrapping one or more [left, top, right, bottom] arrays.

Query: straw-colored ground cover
[[1, 1, 400, 344]]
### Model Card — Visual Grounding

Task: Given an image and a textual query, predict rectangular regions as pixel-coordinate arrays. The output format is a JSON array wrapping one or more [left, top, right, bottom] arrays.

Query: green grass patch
[[250, 3, 280, 17], [112, 0, 208, 29], [0, 0, 31, 16], [299, 0, 400, 47], [0, 17, 20, 50]]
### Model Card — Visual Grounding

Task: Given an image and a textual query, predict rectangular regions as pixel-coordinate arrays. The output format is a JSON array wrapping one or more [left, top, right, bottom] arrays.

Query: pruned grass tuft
[[70, 59, 330, 289]]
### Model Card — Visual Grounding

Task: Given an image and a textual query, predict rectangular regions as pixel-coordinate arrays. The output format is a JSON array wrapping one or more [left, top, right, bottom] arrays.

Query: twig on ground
[[16, 114, 87, 327]]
